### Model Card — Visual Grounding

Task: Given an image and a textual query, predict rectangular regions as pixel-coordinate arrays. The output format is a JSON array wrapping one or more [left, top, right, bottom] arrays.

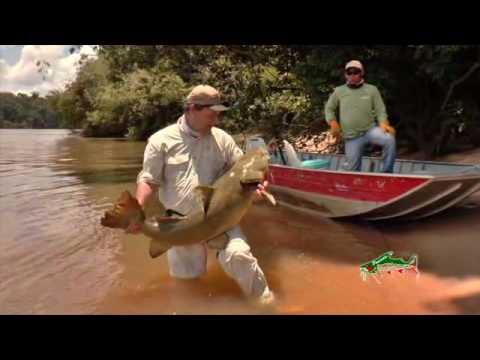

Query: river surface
[[2, 129, 480, 314]]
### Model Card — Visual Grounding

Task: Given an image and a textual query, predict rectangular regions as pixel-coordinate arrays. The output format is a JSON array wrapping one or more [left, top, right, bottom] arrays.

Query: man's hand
[[124, 181, 156, 234], [254, 180, 269, 202], [329, 119, 342, 140], [380, 120, 396, 136], [256, 180, 269, 198], [255, 180, 276, 206]]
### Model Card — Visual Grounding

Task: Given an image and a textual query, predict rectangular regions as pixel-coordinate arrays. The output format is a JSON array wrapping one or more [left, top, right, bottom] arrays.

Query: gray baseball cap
[[186, 85, 229, 112]]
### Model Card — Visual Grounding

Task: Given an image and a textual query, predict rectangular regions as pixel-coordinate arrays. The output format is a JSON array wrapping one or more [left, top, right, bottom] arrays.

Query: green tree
[[0, 92, 60, 129], [47, 45, 480, 158]]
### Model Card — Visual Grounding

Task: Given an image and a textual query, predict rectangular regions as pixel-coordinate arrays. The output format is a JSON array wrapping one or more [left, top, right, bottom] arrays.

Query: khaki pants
[[166, 226, 271, 299]]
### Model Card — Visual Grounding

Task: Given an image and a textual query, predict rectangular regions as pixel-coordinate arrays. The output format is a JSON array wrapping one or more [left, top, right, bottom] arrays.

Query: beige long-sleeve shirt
[[137, 115, 243, 215]]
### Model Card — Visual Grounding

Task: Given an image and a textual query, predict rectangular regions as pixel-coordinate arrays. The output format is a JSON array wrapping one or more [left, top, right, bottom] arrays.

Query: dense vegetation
[[0, 92, 60, 129], [25, 45, 480, 158]]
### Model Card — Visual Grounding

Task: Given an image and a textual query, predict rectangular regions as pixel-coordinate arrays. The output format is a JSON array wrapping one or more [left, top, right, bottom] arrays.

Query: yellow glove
[[329, 119, 342, 139], [380, 120, 396, 136]]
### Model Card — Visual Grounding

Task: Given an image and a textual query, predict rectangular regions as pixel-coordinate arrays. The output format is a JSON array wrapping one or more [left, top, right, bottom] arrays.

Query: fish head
[[100, 191, 145, 229], [237, 148, 276, 205], [238, 147, 270, 185], [360, 261, 377, 274]]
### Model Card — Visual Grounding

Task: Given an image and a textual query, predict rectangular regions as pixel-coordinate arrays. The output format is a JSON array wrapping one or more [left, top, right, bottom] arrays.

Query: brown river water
[[2, 129, 480, 315]]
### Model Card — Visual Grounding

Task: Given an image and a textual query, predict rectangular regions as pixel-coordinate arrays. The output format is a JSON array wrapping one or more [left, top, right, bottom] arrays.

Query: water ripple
[[0, 130, 124, 314]]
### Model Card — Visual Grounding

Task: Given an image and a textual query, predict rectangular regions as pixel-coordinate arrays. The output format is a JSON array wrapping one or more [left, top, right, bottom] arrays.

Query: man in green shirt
[[324, 60, 396, 173]]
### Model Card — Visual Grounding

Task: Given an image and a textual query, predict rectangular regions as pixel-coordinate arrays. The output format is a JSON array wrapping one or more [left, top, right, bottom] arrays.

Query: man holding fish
[[124, 85, 275, 307]]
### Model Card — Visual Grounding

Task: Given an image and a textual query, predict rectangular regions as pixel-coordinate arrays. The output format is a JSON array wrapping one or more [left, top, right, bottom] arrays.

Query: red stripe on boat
[[267, 165, 429, 203]]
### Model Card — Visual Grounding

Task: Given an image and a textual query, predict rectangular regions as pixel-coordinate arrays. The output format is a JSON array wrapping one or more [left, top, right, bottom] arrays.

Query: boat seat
[[301, 159, 331, 169]]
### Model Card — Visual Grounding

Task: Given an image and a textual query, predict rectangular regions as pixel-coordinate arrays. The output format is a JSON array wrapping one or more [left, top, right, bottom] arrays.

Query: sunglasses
[[194, 104, 215, 110], [346, 69, 362, 76], [194, 102, 229, 110]]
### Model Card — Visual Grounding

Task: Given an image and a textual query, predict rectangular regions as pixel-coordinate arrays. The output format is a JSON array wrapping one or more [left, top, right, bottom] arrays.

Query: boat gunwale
[[269, 163, 435, 180], [270, 160, 480, 181], [296, 152, 480, 169]]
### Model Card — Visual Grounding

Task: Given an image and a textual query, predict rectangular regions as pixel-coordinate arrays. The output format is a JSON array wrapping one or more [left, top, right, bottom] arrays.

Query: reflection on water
[[2, 129, 480, 314]]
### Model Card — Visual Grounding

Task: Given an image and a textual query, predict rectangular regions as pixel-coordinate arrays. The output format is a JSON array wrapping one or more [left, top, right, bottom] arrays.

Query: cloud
[[0, 45, 97, 96], [0, 59, 8, 77]]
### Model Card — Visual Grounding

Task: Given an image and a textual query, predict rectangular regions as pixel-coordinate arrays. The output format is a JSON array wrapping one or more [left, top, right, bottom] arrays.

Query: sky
[[0, 45, 97, 96]]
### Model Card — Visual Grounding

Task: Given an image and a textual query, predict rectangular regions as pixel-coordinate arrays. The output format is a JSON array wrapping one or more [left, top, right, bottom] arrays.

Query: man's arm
[[372, 86, 388, 124], [324, 89, 339, 125], [324, 89, 341, 139], [224, 136, 244, 170], [136, 140, 166, 192], [136, 181, 159, 208], [372, 86, 395, 135], [127, 141, 165, 233], [126, 181, 159, 234]]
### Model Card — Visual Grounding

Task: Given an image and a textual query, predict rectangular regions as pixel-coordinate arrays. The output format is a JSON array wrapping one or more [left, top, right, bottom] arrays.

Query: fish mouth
[[241, 180, 263, 190]]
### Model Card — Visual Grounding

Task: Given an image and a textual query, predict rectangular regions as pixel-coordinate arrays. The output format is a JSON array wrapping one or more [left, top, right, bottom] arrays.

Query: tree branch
[[269, 86, 303, 92], [441, 62, 480, 111]]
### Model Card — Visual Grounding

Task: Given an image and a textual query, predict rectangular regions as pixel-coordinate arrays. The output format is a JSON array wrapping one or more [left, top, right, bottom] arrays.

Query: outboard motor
[[246, 136, 331, 169], [278, 139, 303, 167], [245, 136, 268, 152]]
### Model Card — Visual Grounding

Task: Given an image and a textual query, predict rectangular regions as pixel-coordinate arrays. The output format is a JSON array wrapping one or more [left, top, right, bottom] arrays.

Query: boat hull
[[267, 163, 480, 221]]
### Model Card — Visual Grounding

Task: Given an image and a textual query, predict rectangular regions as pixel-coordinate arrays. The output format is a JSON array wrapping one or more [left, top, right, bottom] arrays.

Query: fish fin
[[100, 190, 145, 229], [155, 215, 187, 223], [149, 240, 171, 259], [376, 251, 394, 261], [408, 254, 418, 265], [101, 211, 123, 228], [165, 209, 186, 218], [156, 209, 188, 223], [194, 185, 216, 215]]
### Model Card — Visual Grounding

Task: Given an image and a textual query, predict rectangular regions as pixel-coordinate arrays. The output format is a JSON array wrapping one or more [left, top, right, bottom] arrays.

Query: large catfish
[[100, 147, 276, 258]]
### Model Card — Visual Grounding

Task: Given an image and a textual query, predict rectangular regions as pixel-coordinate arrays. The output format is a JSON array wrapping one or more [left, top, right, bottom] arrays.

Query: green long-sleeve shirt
[[324, 83, 388, 139]]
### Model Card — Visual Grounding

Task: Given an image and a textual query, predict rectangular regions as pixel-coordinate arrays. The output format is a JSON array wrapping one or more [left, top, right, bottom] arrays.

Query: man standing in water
[[128, 85, 275, 307], [325, 60, 397, 173]]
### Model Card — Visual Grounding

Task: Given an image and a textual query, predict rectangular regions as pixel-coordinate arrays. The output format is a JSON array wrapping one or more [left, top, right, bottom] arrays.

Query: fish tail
[[406, 254, 420, 275], [100, 191, 145, 229], [408, 254, 418, 267]]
